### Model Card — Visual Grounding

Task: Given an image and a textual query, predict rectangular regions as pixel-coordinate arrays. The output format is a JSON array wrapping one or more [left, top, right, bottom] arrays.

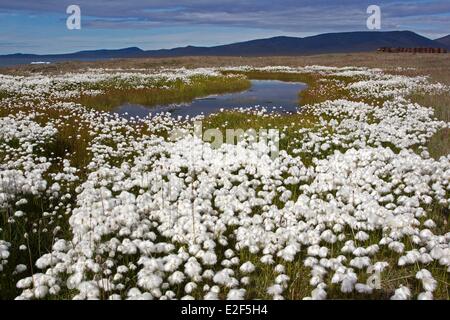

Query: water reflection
[[112, 80, 307, 118]]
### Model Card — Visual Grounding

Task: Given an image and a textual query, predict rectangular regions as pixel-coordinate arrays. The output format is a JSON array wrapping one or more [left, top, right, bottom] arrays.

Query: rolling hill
[[0, 31, 448, 67], [145, 31, 444, 57], [435, 35, 450, 49]]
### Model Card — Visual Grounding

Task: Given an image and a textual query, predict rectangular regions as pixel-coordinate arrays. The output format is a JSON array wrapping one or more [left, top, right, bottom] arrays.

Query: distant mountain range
[[1, 31, 449, 67], [435, 35, 450, 47]]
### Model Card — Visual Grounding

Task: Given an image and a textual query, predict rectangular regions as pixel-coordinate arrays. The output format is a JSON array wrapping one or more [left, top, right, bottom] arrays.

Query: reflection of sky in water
[[112, 80, 307, 118]]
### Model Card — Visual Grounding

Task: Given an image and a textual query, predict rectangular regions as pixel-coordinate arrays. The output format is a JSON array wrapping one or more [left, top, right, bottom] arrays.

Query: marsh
[[112, 79, 307, 118]]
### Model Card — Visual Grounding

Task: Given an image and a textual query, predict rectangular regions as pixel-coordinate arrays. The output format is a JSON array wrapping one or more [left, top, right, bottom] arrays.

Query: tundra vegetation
[[0, 53, 449, 300]]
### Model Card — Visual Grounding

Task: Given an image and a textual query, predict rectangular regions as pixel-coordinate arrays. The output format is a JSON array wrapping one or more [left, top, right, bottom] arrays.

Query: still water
[[112, 80, 307, 118]]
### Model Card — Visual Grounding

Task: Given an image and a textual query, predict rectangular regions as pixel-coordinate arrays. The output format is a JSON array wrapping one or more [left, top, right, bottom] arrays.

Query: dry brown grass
[[2, 52, 450, 77]]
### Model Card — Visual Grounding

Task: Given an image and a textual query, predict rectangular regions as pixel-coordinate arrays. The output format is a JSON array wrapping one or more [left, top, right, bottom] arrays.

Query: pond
[[112, 79, 307, 119]]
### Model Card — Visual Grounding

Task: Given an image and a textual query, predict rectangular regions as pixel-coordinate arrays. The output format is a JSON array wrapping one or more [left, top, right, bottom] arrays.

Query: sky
[[0, 0, 449, 54]]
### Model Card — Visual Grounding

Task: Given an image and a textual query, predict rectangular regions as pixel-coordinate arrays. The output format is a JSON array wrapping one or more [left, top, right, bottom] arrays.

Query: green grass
[[0, 67, 449, 300], [409, 92, 450, 159], [0, 91, 9, 100], [76, 75, 251, 111], [0, 195, 64, 298], [0, 129, 81, 299], [426, 128, 450, 160], [202, 110, 320, 166]]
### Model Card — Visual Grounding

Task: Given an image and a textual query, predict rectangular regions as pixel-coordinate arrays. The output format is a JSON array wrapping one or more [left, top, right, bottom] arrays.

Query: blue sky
[[0, 0, 449, 54]]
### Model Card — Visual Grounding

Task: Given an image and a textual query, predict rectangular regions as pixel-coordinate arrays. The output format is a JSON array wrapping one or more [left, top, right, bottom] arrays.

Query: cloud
[[0, 0, 448, 53], [0, 0, 448, 33]]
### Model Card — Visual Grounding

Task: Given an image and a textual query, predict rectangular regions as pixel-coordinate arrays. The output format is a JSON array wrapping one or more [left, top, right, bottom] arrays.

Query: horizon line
[[2, 29, 447, 57]]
